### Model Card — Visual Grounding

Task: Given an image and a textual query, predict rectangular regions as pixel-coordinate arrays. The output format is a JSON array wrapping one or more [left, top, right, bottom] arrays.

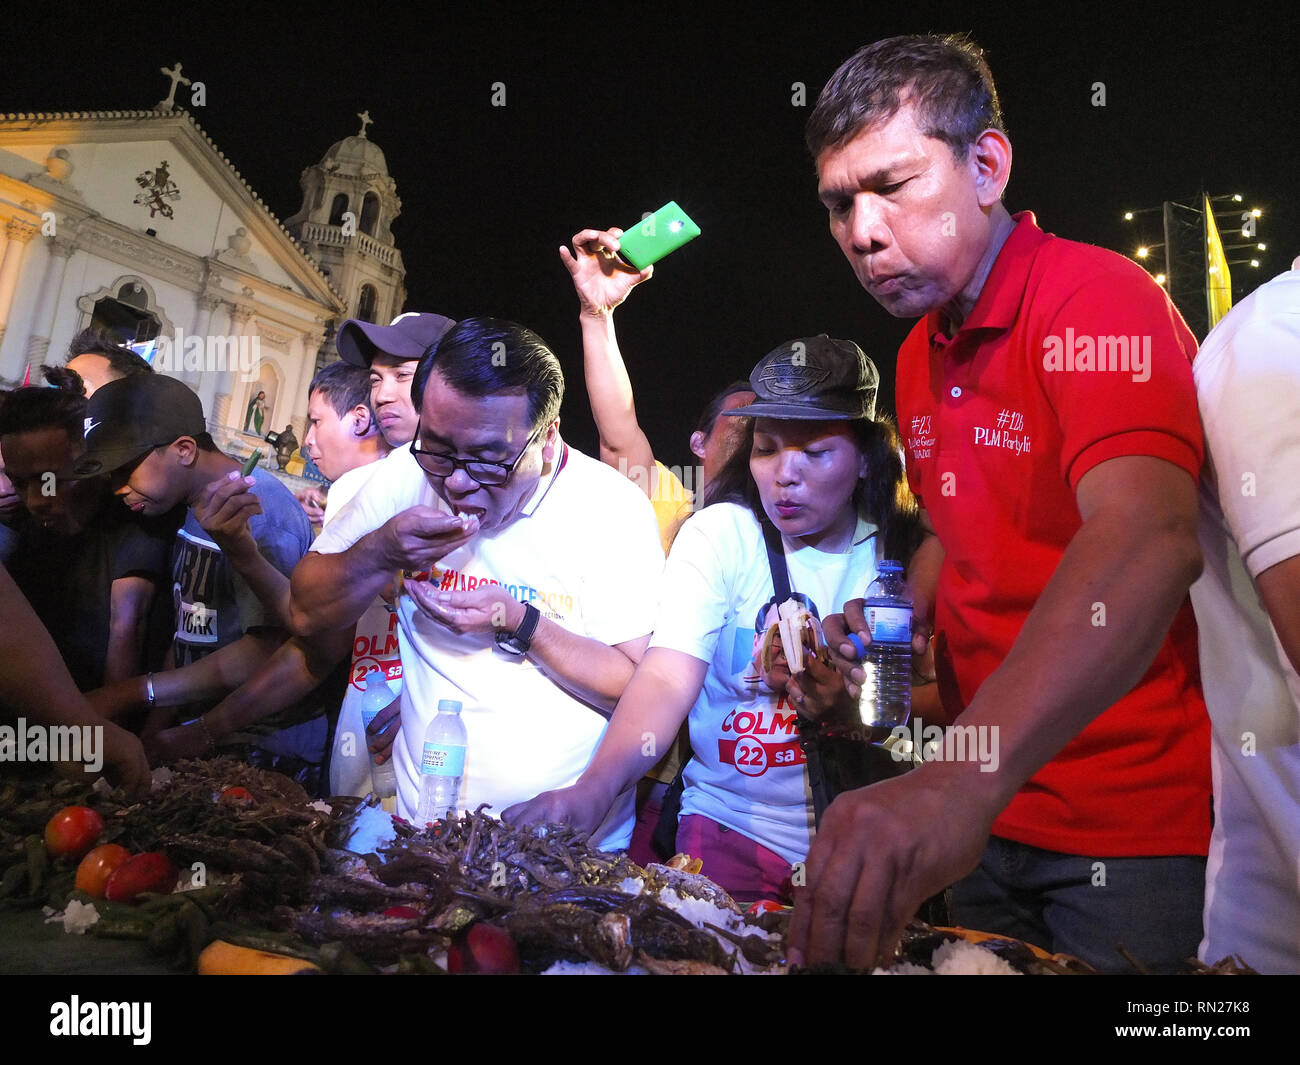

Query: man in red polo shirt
[[788, 34, 1210, 972]]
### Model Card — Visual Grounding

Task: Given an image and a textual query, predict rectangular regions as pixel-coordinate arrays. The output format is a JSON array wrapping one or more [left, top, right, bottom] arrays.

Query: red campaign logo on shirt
[[351, 657, 403, 690], [717, 703, 804, 777], [350, 606, 403, 690]]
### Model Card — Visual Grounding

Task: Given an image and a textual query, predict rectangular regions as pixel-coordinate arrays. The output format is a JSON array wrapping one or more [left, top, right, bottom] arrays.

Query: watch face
[[494, 630, 527, 655]]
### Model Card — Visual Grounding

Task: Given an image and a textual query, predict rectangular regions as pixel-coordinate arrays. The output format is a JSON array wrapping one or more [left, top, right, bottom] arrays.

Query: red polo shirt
[[896, 212, 1210, 857]]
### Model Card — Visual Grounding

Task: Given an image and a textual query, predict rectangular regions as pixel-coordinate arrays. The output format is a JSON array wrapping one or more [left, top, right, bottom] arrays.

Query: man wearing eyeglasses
[[290, 317, 663, 848]]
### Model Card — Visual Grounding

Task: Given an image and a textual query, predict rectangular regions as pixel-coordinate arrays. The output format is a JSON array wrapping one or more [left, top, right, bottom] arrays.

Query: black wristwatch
[[495, 602, 540, 656]]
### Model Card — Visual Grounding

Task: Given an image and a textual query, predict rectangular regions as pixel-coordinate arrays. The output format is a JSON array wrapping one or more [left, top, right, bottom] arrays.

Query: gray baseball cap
[[723, 335, 879, 421]]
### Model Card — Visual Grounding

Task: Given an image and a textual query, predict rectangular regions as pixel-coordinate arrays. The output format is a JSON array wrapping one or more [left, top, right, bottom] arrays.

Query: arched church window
[[91, 294, 160, 345], [360, 192, 380, 236], [328, 193, 349, 227], [357, 284, 377, 323], [117, 282, 148, 309]]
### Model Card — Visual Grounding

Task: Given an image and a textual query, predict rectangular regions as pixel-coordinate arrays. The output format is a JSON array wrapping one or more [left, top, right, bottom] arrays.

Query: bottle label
[[867, 605, 912, 645], [421, 743, 466, 777]]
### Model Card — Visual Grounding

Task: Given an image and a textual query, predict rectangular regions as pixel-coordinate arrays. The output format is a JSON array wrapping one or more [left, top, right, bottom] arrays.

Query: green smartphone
[[617, 201, 701, 269], [241, 449, 263, 477]]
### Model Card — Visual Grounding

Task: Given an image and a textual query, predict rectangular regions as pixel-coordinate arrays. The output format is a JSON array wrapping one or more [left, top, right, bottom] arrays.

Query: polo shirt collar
[[927, 211, 1046, 346]]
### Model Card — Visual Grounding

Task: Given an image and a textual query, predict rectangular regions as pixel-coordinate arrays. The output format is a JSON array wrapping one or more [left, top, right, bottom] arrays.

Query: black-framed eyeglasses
[[410, 422, 544, 487]]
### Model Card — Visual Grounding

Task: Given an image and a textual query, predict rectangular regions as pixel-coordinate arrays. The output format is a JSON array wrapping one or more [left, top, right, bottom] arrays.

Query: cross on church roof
[[357, 109, 373, 138], [156, 62, 192, 112]]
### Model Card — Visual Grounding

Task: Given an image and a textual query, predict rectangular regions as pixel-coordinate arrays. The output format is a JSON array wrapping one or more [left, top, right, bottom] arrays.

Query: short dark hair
[[693, 380, 754, 437], [806, 33, 1005, 162], [0, 367, 86, 441], [65, 329, 154, 383], [309, 360, 371, 420], [412, 317, 564, 431]]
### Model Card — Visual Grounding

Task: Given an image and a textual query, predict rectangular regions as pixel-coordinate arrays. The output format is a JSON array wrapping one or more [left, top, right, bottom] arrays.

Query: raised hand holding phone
[[561, 228, 651, 316]]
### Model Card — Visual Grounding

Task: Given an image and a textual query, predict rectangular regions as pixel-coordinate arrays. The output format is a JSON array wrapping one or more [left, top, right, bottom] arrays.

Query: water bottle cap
[[878, 560, 904, 573], [363, 667, 385, 687], [436, 700, 463, 713]]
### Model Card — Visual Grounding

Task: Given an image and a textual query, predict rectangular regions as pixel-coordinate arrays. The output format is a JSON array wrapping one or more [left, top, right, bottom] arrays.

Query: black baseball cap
[[723, 335, 879, 421], [71, 374, 207, 477], [337, 311, 456, 368]]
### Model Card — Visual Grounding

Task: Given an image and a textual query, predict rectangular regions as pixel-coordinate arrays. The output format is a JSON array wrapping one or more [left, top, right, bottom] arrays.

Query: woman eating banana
[[507, 337, 923, 904]]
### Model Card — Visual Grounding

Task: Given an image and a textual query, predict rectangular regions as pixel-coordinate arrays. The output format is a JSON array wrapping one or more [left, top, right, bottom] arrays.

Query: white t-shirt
[[649, 502, 880, 866], [319, 452, 406, 798], [1190, 268, 1300, 974], [323, 444, 408, 526], [311, 440, 663, 849]]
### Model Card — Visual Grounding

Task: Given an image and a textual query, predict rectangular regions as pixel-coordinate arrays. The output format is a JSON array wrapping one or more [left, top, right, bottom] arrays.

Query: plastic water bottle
[[358, 669, 398, 799], [418, 700, 466, 823], [858, 560, 912, 734]]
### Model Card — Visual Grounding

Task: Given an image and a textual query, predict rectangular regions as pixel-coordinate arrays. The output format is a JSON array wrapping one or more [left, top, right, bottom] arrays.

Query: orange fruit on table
[[75, 844, 132, 898]]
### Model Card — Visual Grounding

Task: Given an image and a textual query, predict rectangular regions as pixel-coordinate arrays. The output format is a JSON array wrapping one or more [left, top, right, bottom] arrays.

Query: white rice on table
[[873, 937, 1023, 975]]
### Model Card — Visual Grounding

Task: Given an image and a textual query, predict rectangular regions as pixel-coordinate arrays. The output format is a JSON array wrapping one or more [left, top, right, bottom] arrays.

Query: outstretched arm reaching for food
[[0, 566, 149, 793], [504, 647, 708, 831], [788, 456, 1203, 970]]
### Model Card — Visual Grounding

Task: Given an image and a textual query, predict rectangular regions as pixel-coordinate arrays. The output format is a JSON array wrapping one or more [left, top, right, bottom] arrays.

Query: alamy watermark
[[887, 716, 999, 773], [616, 458, 701, 509], [1042, 329, 1151, 383], [145, 328, 262, 382], [0, 718, 103, 773], [50, 996, 150, 1045]]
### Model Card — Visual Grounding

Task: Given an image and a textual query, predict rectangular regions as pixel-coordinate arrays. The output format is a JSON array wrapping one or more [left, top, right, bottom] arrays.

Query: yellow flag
[[1204, 193, 1232, 329]]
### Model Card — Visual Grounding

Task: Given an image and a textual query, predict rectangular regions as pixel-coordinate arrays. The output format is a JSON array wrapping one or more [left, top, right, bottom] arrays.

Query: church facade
[[0, 82, 406, 448]]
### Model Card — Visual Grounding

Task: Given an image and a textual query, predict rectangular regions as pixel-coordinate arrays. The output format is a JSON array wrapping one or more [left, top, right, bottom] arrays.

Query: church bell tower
[[285, 111, 407, 367]]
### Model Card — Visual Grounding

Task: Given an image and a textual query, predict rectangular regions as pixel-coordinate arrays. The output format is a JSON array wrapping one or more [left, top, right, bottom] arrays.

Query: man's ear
[[540, 418, 561, 464], [349, 403, 374, 437], [970, 127, 1012, 207], [172, 436, 199, 468], [689, 430, 707, 460]]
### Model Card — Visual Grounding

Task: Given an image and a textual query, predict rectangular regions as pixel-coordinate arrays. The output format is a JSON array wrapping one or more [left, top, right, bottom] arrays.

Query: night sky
[[9, 2, 1297, 469]]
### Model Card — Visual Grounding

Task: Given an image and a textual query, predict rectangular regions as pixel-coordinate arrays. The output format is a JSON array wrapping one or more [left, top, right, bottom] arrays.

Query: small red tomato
[[218, 786, 255, 806], [447, 923, 520, 974], [104, 852, 178, 904], [44, 806, 105, 860], [75, 844, 132, 897]]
